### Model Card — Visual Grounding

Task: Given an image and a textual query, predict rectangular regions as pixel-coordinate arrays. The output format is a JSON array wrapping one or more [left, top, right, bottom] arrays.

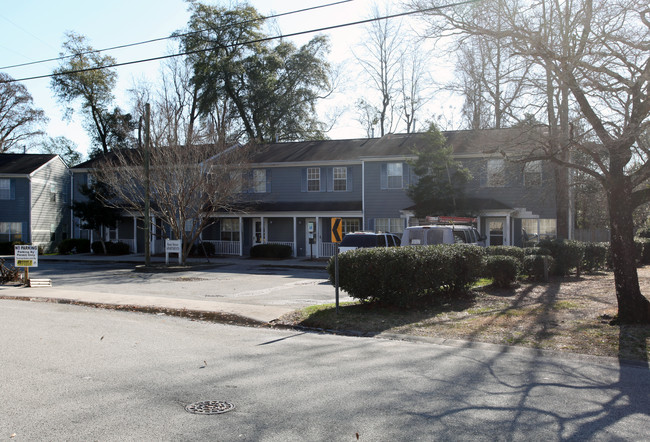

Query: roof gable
[[0, 154, 59, 175]]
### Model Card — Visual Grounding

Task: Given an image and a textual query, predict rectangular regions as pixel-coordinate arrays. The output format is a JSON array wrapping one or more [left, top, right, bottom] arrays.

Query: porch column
[[505, 214, 511, 246], [261, 216, 265, 243], [316, 216, 320, 258], [239, 217, 243, 256], [133, 216, 137, 254], [293, 216, 297, 257], [151, 216, 156, 255]]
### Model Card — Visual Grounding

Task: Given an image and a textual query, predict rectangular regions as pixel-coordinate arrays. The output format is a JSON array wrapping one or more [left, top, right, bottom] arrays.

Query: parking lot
[[10, 257, 351, 312]]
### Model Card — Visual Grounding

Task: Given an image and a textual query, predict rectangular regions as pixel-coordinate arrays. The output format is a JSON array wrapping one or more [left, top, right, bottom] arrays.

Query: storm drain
[[185, 401, 235, 415]]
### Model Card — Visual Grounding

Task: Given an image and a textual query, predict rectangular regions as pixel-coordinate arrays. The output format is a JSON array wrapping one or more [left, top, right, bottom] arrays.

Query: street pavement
[[1, 300, 648, 441]]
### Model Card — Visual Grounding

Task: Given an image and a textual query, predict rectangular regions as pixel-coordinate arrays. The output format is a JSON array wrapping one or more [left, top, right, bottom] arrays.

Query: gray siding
[[30, 157, 70, 248], [363, 161, 414, 230], [463, 158, 557, 219], [251, 165, 362, 204], [0, 178, 31, 241]]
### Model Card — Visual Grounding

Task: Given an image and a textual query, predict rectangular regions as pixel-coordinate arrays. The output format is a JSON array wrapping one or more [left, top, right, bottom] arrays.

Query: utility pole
[[144, 103, 151, 266]]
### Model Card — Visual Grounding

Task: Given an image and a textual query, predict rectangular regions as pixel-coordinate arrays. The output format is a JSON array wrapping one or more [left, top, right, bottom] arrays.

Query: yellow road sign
[[331, 218, 343, 243]]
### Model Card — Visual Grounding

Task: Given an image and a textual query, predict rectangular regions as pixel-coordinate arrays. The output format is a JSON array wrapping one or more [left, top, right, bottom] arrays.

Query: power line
[[1, 0, 477, 84], [0, 0, 353, 71]]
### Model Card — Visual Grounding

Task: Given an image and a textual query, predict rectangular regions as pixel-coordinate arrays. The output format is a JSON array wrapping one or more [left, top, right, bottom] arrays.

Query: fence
[[203, 240, 240, 255], [574, 228, 610, 243]]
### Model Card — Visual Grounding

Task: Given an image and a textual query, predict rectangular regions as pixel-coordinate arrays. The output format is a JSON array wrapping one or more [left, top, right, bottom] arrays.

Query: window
[[0, 222, 22, 242], [375, 218, 404, 234], [333, 167, 347, 191], [253, 169, 267, 193], [342, 218, 360, 234], [387, 163, 403, 189], [524, 161, 542, 187], [220, 218, 240, 242], [50, 183, 57, 202], [487, 159, 505, 187], [307, 167, 320, 192], [0, 179, 11, 200], [50, 223, 57, 242], [522, 219, 557, 241]]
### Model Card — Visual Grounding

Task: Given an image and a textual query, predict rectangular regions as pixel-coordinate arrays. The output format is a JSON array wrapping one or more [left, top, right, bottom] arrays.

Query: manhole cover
[[185, 401, 235, 415]]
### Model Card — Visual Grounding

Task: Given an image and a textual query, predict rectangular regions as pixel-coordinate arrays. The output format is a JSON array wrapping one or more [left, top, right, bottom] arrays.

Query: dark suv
[[338, 232, 401, 252]]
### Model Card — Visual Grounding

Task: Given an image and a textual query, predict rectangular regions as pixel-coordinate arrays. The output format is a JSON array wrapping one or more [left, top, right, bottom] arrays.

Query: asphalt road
[[23, 259, 351, 310], [1, 300, 648, 441]]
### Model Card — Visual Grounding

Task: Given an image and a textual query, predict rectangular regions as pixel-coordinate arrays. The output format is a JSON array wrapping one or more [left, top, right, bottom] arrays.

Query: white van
[[400, 225, 485, 247]]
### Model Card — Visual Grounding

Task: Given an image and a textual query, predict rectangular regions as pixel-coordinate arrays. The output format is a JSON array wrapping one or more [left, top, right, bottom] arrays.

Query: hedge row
[[250, 243, 293, 259], [0, 241, 27, 255], [58, 238, 91, 254], [327, 244, 485, 307], [91, 241, 130, 255]]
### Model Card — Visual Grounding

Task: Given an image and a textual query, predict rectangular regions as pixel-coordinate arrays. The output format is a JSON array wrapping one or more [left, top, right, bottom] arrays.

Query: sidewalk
[[0, 253, 331, 325]]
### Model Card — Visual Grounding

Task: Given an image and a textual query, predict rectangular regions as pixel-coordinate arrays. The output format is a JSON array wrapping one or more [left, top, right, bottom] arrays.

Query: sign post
[[330, 218, 343, 314], [165, 239, 182, 265], [14, 244, 38, 284]]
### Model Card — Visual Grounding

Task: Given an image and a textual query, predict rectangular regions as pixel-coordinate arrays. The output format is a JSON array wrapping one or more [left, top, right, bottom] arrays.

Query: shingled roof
[[0, 154, 58, 175], [250, 127, 542, 164]]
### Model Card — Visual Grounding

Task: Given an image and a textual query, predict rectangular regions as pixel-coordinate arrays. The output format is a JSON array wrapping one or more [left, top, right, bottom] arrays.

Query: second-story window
[[253, 169, 267, 193], [307, 167, 320, 192], [524, 161, 542, 187], [0, 179, 11, 200], [487, 159, 505, 187], [387, 163, 403, 189], [333, 167, 347, 191], [50, 183, 57, 202]]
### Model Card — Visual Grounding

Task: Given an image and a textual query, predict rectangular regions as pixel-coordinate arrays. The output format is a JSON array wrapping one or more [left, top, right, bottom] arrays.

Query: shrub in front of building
[[485, 255, 522, 288], [57, 238, 91, 254], [250, 243, 292, 259], [328, 244, 486, 307], [486, 245, 525, 261]]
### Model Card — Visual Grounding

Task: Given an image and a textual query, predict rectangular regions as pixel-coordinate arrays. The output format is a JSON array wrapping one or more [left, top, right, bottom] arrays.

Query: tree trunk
[[607, 179, 650, 323]]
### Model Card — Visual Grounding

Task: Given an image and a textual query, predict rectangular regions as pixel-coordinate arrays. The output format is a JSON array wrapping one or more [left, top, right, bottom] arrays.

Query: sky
[[0, 0, 457, 159]]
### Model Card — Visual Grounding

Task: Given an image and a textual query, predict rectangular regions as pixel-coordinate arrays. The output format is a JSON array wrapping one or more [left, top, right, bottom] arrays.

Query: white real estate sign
[[165, 239, 182, 265], [14, 245, 38, 267]]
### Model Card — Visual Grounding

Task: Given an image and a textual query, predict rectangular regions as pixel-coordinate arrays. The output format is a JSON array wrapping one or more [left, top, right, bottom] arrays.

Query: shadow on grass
[[292, 292, 479, 335]]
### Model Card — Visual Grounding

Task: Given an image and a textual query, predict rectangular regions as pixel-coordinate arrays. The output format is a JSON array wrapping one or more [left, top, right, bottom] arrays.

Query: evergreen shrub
[[250, 243, 292, 259], [327, 244, 486, 307], [582, 242, 609, 272], [486, 245, 525, 261], [538, 239, 586, 276], [58, 238, 91, 254], [485, 255, 521, 288], [523, 255, 554, 281]]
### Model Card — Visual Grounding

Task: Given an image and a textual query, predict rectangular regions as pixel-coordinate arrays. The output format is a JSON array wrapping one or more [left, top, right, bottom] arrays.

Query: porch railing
[[319, 242, 337, 258], [203, 240, 241, 255]]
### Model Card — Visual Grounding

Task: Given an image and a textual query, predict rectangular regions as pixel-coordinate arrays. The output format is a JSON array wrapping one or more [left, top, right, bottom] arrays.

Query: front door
[[253, 219, 264, 245], [488, 218, 505, 246], [306, 218, 316, 258]]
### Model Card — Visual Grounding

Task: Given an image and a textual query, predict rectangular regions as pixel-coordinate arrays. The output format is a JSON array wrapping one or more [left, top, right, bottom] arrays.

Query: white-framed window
[[253, 169, 267, 193], [0, 222, 22, 242], [522, 218, 557, 241], [487, 159, 505, 187], [375, 218, 404, 234], [333, 167, 347, 191], [220, 218, 240, 242], [387, 163, 403, 189], [0, 179, 11, 200], [524, 161, 542, 187], [50, 183, 57, 202], [307, 167, 320, 192], [342, 218, 360, 234]]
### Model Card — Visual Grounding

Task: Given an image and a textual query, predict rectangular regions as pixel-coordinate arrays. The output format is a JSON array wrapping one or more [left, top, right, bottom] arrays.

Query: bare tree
[[354, 5, 404, 137], [92, 141, 251, 264], [0, 73, 46, 153], [416, 0, 650, 323], [399, 47, 434, 133]]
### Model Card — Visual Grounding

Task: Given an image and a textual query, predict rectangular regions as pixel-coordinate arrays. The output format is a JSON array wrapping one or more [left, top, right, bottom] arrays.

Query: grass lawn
[[275, 269, 650, 362]]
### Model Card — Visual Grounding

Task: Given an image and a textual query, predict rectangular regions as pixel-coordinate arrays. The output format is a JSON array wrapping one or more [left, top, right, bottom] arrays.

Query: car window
[[453, 230, 467, 243], [390, 235, 400, 246], [377, 235, 386, 247], [340, 235, 376, 248]]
